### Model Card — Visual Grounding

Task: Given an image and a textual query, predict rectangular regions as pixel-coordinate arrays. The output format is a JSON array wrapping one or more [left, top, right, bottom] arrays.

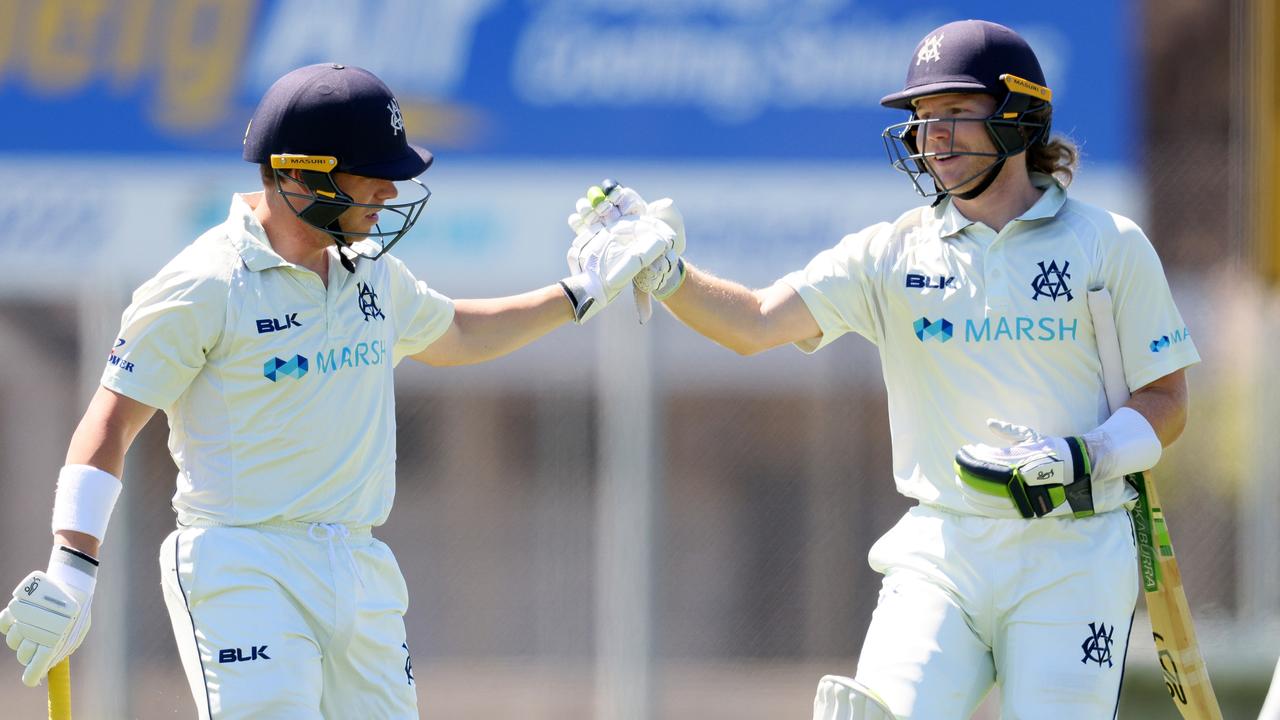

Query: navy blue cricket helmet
[[880, 20, 1053, 201], [244, 63, 434, 268]]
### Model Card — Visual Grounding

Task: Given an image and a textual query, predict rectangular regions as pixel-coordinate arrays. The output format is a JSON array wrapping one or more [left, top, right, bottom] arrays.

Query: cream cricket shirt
[[783, 176, 1200, 518], [102, 193, 454, 528]]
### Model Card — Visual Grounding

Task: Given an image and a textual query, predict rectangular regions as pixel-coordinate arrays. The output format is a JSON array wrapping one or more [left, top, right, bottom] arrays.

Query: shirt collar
[[226, 193, 291, 272], [934, 172, 1067, 239], [1017, 173, 1068, 221]]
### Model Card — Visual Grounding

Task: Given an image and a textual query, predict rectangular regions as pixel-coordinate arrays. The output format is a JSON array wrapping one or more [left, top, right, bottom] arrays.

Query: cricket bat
[[1086, 288, 1223, 720], [48, 658, 71, 720]]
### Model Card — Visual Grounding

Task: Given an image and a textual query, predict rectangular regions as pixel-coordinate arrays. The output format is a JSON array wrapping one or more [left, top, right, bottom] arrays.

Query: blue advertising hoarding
[[0, 0, 1136, 164]]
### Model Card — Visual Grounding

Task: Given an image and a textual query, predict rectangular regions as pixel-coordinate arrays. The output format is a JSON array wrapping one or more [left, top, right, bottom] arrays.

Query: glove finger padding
[[568, 184, 640, 238], [23, 646, 54, 688], [16, 637, 37, 665], [610, 187, 649, 217], [4, 569, 90, 686], [633, 285, 654, 324], [986, 418, 1040, 443]]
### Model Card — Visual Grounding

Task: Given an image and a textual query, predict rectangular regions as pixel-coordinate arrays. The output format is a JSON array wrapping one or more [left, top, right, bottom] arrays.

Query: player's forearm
[[663, 264, 814, 356], [660, 265, 769, 354], [53, 531, 101, 559], [431, 285, 572, 366], [65, 387, 156, 478], [54, 388, 153, 554], [1124, 369, 1189, 447]]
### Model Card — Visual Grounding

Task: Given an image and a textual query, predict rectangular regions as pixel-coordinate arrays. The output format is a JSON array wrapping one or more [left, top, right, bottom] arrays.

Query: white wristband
[[51, 464, 122, 544], [1082, 407, 1163, 482]]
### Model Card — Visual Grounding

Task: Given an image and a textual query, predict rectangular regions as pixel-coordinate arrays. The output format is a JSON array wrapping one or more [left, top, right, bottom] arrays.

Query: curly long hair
[[1024, 106, 1080, 186]]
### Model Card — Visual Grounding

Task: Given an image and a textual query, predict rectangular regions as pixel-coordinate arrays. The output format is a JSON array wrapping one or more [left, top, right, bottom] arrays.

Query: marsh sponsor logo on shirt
[[1150, 327, 1191, 353], [262, 341, 388, 382], [316, 341, 388, 374], [911, 316, 1079, 344], [264, 355, 308, 381], [965, 316, 1079, 343], [913, 317, 954, 343]]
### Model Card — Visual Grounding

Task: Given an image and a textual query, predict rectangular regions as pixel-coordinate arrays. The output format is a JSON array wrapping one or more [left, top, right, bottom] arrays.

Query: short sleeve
[[779, 223, 889, 353], [101, 259, 228, 410], [384, 256, 456, 365], [1099, 215, 1200, 390]]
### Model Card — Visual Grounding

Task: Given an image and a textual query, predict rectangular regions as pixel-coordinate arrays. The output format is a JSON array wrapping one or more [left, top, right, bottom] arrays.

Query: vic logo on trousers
[[219, 646, 270, 663]]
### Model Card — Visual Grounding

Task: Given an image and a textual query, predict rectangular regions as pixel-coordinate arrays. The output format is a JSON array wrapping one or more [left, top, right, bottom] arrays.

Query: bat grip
[[48, 658, 71, 720]]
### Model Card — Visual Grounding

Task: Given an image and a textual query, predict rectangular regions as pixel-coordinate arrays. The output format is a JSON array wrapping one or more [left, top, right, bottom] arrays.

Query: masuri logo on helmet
[[243, 63, 434, 272]]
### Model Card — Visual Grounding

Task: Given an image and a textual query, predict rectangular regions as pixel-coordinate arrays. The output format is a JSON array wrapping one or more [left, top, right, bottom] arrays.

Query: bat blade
[[1133, 471, 1223, 719], [1086, 288, 1222, 720]]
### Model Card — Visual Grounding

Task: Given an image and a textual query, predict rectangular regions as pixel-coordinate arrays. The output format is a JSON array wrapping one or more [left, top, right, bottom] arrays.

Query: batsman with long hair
[[604, 19, 1200, 718]]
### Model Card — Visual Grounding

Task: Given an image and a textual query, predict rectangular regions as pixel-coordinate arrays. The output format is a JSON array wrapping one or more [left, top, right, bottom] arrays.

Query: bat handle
[[48, 658, 71, 720]]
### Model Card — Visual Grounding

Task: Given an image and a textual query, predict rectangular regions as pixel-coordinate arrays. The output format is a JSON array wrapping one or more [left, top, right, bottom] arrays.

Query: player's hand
[[561, 186, 675, 324], [954, 419, 1095, 519], [1, 564, 94, 687], [568, 183, 688, 323], [631, 197, 687, 322], [567, 181, 649, 238]]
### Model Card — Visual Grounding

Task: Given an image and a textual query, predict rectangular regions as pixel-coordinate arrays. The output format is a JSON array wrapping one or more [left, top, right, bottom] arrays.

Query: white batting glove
[[631, 197, 687, 322], [570, 184, 688, 324], [561, 214, 676, 324], [566, 183, 648, 239], [0, 547, 98, 687], [955, 419, 1094, 518]]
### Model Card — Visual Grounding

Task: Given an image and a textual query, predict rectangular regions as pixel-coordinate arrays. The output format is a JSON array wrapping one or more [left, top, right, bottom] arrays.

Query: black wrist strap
[[58, 545, 100, 566], [1063, 436, 1096, 518], [50, 544, 100, 579], [558, 278, 593, 323]]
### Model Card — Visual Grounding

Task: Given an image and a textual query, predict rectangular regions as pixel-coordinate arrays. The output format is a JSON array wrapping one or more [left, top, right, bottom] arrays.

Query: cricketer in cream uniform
[[610, 20, 1199, 720], [0, 64, 676, 719], [789, 173, 1196, 717], [113, 194, 454, 527], [123, 193, 453, 716], [786, 173, 1196, 518]]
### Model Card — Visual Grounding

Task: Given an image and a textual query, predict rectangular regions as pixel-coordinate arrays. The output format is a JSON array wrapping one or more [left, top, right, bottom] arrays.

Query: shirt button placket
[[986, 251, 1009, 312]]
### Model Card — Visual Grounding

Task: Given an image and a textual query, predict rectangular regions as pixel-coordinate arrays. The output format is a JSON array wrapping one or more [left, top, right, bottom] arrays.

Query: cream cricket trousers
[[851, 505, 1139, 719], [159, 523, 417, 719]]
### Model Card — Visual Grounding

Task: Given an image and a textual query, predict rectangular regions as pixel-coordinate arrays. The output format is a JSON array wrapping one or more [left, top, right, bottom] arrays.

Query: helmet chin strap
[[952, 156, 1007, 201], [278, 169, 361, 273], [323, 218, 359, 273]]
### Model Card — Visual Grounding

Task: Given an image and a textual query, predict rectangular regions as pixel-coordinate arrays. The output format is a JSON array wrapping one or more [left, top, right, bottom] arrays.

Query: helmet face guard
[[881, 74, 1051, 201], [270, 153, 431, 263]]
